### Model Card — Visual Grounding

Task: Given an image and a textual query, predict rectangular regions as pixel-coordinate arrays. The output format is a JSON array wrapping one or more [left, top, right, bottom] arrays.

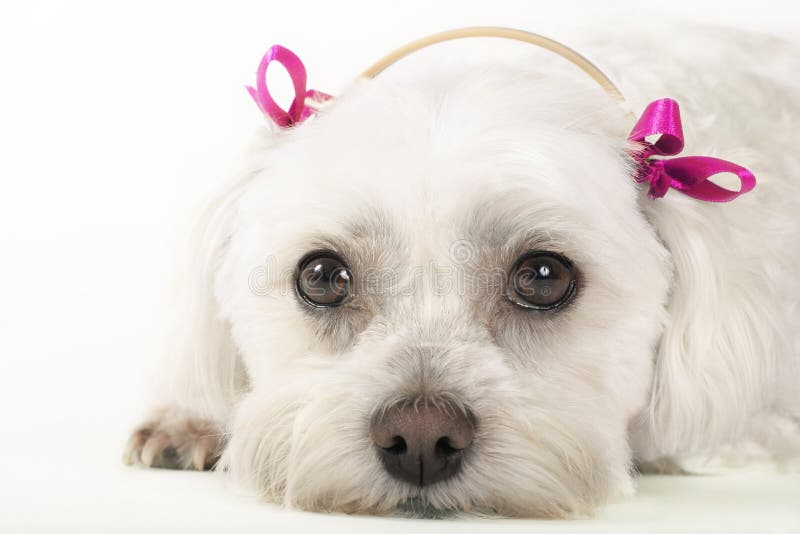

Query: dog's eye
[[507, 252, 576, 310], [296, 252, 353, 307]]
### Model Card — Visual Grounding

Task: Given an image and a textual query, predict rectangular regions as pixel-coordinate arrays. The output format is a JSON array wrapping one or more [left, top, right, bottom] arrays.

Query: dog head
[[208, 65, 672, 516]]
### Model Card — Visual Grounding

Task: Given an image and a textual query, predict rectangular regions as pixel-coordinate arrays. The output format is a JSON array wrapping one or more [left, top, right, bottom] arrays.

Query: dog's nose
[[370, 400, 475, 486]]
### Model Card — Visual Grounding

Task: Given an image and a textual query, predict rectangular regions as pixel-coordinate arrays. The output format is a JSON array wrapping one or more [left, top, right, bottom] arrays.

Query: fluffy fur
[[125, 26, 800, 517]]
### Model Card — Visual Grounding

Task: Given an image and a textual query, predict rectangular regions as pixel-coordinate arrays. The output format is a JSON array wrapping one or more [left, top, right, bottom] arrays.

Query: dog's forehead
[[251, 68, 636, 253]]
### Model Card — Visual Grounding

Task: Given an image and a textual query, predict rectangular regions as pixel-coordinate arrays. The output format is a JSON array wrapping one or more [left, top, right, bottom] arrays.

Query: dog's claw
[[124, 409, 223, 471]]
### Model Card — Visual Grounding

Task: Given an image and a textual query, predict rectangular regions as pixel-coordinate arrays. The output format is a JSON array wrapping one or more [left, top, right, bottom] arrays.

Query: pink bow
[[246, 45, 332, 128], [629, 98, 756, 202], [245, 47, 755, 202]]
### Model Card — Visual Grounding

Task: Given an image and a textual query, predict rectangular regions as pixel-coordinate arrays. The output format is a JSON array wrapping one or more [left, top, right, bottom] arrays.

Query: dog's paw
[[123, 408, 223, 471]]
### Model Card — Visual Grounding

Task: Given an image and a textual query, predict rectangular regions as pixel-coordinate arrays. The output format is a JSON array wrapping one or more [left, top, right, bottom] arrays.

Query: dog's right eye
[[295, 252, 352, 307]]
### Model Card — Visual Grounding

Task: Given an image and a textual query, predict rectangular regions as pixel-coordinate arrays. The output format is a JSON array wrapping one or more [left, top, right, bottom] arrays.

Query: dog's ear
[[158, 175, 253, 424], [630, 198, 782, 461]]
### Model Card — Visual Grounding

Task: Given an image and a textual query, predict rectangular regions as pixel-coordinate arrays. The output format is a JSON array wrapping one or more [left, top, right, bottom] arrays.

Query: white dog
[[125, 26, 800, 517]]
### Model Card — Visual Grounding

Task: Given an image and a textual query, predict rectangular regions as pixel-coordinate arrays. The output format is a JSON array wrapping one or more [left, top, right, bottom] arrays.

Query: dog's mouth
[[395, 496, 457, 518]]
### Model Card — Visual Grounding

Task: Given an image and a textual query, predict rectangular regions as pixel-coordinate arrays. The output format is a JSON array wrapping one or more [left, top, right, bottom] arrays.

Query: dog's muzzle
[[370, 399, 475, 487]]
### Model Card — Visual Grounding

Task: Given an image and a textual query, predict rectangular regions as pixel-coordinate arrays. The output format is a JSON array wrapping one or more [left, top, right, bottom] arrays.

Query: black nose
[[370, 399, 475, 487]]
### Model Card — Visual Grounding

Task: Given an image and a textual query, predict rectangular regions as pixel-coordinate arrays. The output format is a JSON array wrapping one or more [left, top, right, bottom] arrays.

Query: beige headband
[[360, 26, 626, 104]]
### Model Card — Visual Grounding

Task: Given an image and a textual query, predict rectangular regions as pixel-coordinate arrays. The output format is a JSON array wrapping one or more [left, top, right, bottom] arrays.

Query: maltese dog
[[125, 26, 799, 517]]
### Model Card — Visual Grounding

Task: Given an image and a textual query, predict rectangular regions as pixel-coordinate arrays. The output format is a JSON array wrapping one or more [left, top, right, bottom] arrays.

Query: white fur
[[127, 26, 800, 517]]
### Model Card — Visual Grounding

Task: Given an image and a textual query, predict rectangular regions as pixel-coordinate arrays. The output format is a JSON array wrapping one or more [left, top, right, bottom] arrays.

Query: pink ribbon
[[245, 47, 755, 203], [629, 98, 756, 202], [246, 45, 331, 128]]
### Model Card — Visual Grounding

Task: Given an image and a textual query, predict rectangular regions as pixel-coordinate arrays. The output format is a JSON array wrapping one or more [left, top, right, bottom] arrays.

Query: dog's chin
[[221, 364, 622, 518]]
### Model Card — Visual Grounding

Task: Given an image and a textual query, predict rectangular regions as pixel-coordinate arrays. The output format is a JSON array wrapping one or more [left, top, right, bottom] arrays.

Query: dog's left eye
[[296, 252, 353, 307], [506, 251, 576, 310]]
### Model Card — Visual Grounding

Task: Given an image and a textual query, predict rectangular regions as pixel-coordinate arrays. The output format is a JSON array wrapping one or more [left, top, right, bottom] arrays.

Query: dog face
[[216, 68, 672, 516]]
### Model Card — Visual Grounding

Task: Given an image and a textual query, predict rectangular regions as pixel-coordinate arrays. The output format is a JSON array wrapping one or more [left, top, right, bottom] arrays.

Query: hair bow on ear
[[246, 45, 332, 128], [246, 46, 756, 202], [628, 98, 756, 202]]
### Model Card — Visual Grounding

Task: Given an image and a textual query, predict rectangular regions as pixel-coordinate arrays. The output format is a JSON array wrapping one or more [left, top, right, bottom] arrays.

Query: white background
[[0, 1, 798, 533]]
